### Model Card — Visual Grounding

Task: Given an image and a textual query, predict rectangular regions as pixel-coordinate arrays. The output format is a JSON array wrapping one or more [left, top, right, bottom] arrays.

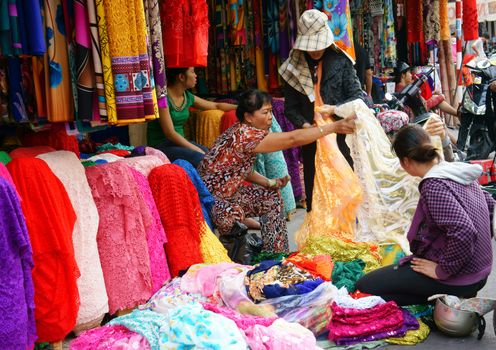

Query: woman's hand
[[329, 115, 357, 134], [315, 104, 335, 117], [411, 258, 440, 279], [275, 175, 290, 189], [423, 116, 446, 141]]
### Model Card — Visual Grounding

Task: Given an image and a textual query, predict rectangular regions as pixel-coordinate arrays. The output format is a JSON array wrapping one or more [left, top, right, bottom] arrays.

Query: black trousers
[[301, 133, 353, 212], [355, 263, 487, 306]]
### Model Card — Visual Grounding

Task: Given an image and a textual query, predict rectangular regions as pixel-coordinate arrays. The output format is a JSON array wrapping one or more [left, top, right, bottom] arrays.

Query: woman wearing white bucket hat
[[279, 9, 363, 211]]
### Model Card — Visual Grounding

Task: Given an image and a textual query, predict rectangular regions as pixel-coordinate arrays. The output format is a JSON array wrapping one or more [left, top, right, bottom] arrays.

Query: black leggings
[[355, 263, 487, 306]]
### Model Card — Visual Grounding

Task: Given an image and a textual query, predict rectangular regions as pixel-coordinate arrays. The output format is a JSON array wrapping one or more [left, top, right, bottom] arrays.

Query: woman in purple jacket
[[356, 125, 494, 305]]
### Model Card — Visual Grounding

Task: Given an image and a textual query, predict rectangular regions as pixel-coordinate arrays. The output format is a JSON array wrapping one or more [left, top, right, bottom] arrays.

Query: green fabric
[[81, 160, 97, 167], [403, 304, 434, 318], [252, 251, 289, 264], [96, 143, 135, 152], [331, 259, 366, 292], [0, 151, 11, 165], [147, 90, 195, 146]]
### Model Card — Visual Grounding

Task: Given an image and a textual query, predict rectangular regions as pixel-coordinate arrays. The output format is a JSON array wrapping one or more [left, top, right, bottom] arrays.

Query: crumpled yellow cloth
[[337, 99, 420, 254], [301, 236, 381, 273], [385, 318, 430, 345], [296, 116, 363, 248], [200, 221, 232, 264]]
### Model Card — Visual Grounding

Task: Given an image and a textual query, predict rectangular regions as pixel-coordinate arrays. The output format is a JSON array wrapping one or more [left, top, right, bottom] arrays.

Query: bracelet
[[266, 179, 277, 188], [317, 126, 324, 135]]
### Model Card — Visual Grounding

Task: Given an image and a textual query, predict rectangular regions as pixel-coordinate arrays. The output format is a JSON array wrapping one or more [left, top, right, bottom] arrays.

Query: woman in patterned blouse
[[198, 89, 356, 253]]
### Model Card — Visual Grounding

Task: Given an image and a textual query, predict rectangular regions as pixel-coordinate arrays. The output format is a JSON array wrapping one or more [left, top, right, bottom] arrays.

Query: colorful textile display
[[158, 303, 247, 349], [336, 99, 420, 253], [315, 0, 355, 62], [128, 167, 170, 293], [331, 259, 366, 292], [149, 164, 204, 276], [285, 252, 334, 281], [295, 115, 363, 247], [0, 175, 36, 349], [70, 325, 151, 350], [8, 158, 80, 342], [44, 0, 75, 122], [385, 317, 430, 345], [301, 236, 381, 273], [86, 162, 153, 314], [462, 0, 479, 41], [37, 151, 109, 328], [255, 117, 296, 216]]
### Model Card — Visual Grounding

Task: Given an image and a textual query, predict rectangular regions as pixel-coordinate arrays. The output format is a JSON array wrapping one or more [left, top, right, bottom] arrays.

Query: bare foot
[[242, 217, 261, 230]]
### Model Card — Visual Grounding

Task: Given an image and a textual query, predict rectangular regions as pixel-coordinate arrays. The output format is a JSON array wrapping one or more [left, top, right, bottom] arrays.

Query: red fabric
[[461, 53, 476, 86], [10, 146, 56, 159], [149, 164, 204, 276], [463, 0, 479, 41], [19, 124, 80, 157], [98, 149, 131, 157], [161, 0, 209, 67], [406, 0, 422, 43], [426, 94, 445, 110], [7, 158, 79, 342], [418, 77, 432, 101], [350, 290, 373, 299], [220, 110, 238, 134]]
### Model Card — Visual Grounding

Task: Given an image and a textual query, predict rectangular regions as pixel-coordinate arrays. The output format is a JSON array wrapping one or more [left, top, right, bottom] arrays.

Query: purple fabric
[[0, 175, 37, 348], [131, 145, 147, 157], [272, 99, 302, 200], [407, 178, 494, 286], [336, 309, 419, 346]]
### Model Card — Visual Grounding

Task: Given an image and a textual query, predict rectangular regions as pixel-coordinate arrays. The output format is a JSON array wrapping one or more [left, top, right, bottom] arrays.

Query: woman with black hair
[[356, 125, 494, 305], [198, 89, 357, 253], [147, 67, 236, 167]]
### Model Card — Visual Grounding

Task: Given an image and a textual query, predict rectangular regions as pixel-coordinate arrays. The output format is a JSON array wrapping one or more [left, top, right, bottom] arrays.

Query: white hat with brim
[[293, 9, 335, 52]]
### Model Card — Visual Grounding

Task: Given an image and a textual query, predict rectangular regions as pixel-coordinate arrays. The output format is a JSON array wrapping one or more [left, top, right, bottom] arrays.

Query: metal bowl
[[434, 298, 478, 337]]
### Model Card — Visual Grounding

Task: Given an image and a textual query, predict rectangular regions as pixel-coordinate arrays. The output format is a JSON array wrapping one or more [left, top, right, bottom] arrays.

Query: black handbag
[[219, 222, 263, 265]]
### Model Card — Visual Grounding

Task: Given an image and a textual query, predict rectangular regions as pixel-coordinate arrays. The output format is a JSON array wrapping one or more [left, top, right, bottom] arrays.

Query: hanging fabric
[[462, 0, 479, 41]]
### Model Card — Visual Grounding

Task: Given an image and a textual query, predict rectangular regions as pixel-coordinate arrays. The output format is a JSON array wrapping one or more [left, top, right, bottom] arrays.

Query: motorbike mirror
[[477, 60, 491, 69], [385, 92, 393, 101]]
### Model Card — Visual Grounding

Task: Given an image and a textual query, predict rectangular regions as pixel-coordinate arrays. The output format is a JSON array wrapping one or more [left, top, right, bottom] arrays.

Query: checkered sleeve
[[420, 180, 478, 280], [482, 189, 495, 237]]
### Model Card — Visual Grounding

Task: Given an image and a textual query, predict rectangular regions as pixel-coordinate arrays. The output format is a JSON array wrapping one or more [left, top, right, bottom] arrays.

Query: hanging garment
[[6, 57, 29, 122], [382, 0, 397, 67], [143, 0, 167, 108], [7, 158, 80, 342], [255, 117, 296, 216], [463, 0, 478, 41], [128, 167, 170, 293], [439, 0, 450, 41], [37, 151, 109, 328], [0, 175, 36, 349], [70, 325, 151, 350], [336, 100, 420, 253], [149, 164, 204, 276], [102, 0, 156, 124], [86, 162, 153, 314], [43, 0, 75, 122], [0, 0, 21, 55], [228, 0, 247, 46], [423, 0, 440, 44]]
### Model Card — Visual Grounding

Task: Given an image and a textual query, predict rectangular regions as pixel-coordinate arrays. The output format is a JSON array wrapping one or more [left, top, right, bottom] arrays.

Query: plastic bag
[[219, 223, 263, 265], [258, 282, 338, 336]]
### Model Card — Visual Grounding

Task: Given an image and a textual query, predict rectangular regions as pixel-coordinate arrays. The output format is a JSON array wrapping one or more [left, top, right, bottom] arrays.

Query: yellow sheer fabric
[[295, 63, 363, 248], [194, 110, 225, 148], [200, 221, 232, 264], [337, 99, 420, 253]]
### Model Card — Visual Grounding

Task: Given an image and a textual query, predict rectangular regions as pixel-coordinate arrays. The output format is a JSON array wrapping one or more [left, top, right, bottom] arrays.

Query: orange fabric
[[149, 164, 204, 276], [7, 158, 79, 342], [285, 253, 334, 281]]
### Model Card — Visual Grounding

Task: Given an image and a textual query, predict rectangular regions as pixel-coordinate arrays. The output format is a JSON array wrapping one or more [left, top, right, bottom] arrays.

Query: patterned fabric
[[375, 110, 409, 134], [0, 176, 36, 349], [423, 0, 440, 44], [70, 325, 151, 349], [255, 117, 296, 215], [407, 175, 494, 285], [279, 49, 315, 98]]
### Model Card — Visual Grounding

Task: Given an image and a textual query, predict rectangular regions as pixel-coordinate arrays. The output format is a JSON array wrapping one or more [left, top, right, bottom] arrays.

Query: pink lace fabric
[[244, 319, 320, 350], [120, 155, 165, 176], [145, 147, 170, 164], [86, 162, 153, 314], [70, 325, 151, 349], [201, 303, 277, 330], [38, 151, 109, 326], [180, 263, 239, 297], [328, 301, 404, 340], [129, 167, 171, 293]]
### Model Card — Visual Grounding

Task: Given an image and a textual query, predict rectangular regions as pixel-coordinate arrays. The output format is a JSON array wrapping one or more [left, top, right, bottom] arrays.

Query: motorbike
[[458, 55, 496, 160]]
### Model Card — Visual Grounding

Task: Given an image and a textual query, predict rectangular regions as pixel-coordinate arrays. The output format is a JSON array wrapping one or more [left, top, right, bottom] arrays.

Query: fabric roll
[[463, 0, 479, 41], [120, 155, 165, 177], [255, 117, 296, 215], [9, 146, 56, 159], [338, 100, 420, 253], [86, 162, 153, 314], [19, 0, 46, 55], [149, 164, 204, 277], [0, 175, 36, 349], [44, 0, 75, 122], [7, 158, 80, 342], [423, 0, 440, 44], [128, 167, 170, 293], [6, 57, 28, 122], [194, 109, 224, 147], [145, 146, 170, 163], [439, 0, 450, 41], [38, 151, 109, 327]]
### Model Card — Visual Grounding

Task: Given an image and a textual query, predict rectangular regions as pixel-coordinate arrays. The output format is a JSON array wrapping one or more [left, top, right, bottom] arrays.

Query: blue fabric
[[173, 159, 215, 230], [156, 140, 207, 168], [247, 260, 281, 276], [263, 278, 324, 299]]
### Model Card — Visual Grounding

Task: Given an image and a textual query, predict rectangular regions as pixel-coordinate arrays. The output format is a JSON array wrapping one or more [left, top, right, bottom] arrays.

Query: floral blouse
[[198, 123, 268, 199]]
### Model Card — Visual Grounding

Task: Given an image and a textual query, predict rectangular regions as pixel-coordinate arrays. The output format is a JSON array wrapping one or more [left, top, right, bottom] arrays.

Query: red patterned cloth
[[7, 158, 80, 342], [149, 164, 204, 276], [463, 0, 479, 41]]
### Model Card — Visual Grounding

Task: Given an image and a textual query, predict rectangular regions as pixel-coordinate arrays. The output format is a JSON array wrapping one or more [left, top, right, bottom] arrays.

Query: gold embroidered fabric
[[337, 99, 420, 254], [385, 318, 430, 345]]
